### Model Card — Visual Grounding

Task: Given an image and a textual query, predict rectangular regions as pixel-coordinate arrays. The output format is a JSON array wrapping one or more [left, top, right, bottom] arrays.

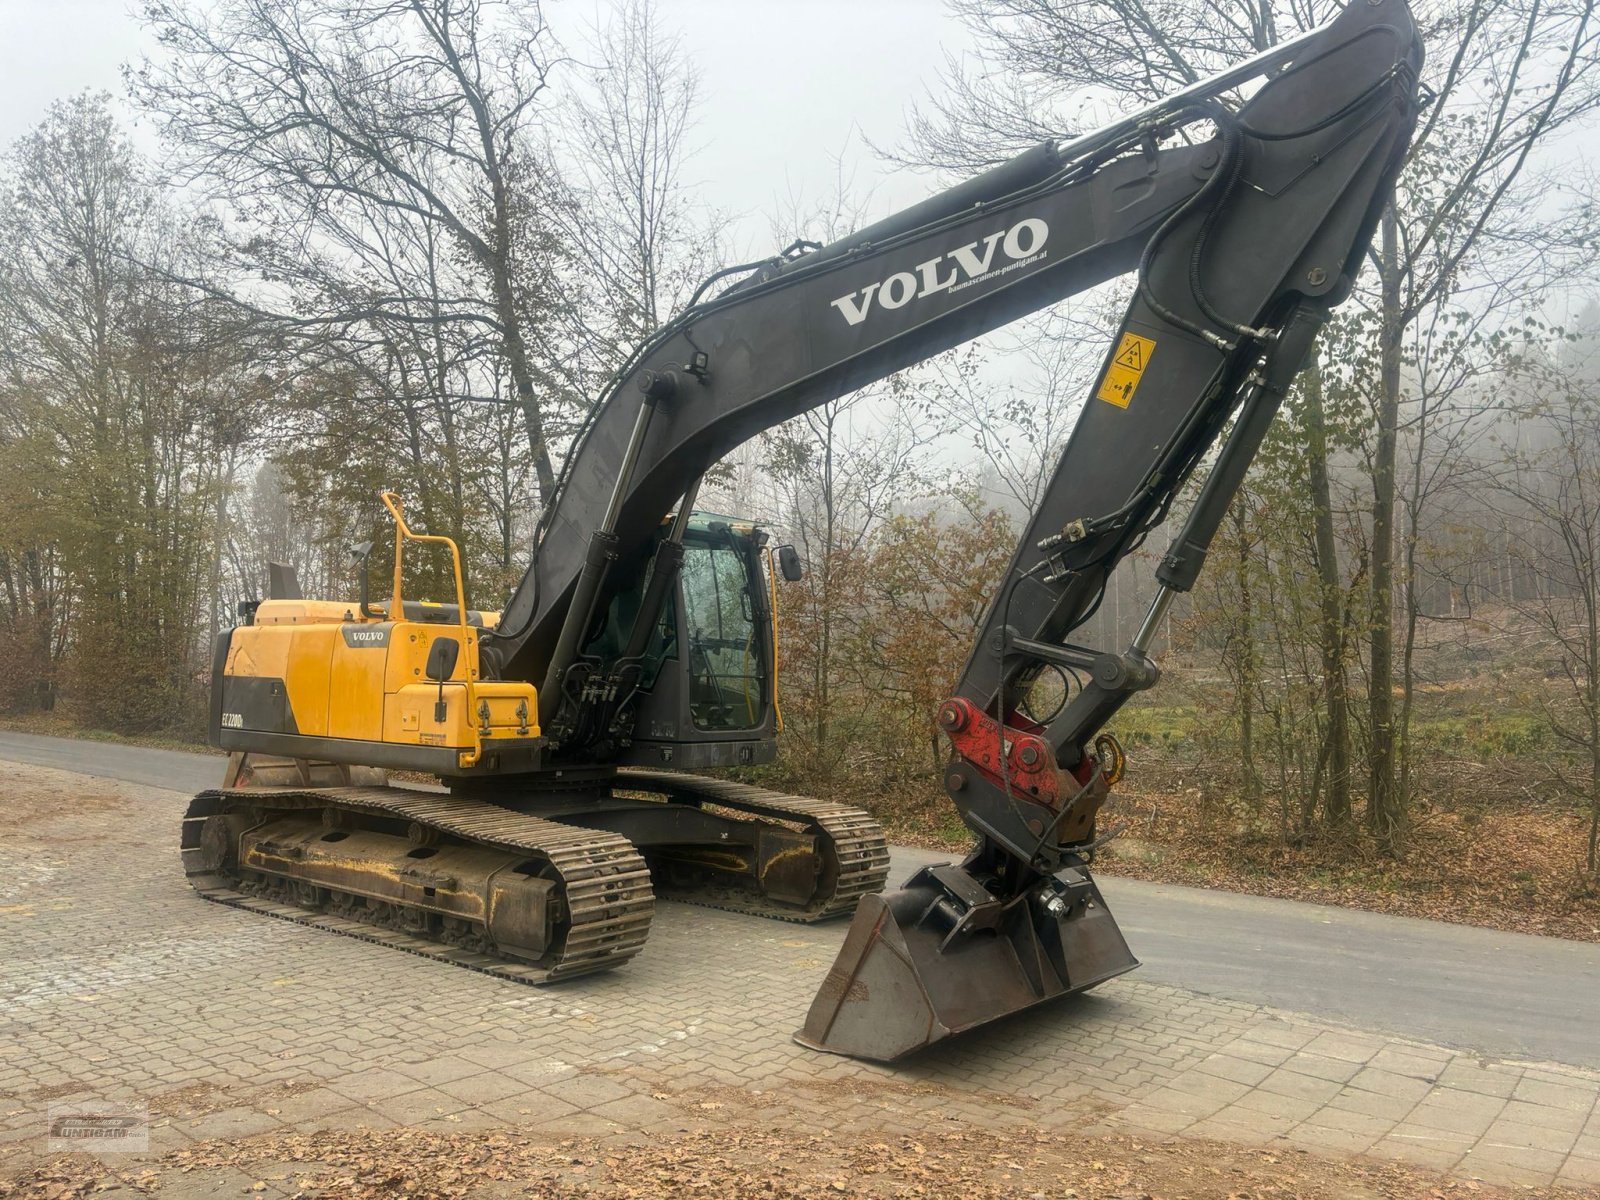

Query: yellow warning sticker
[[1096, 332, 1156, 408]]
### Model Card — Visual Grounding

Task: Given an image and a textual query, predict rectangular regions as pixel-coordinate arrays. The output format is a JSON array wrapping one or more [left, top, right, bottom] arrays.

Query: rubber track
[[615, 769, 892, 922], [182, 787, 654, 984]]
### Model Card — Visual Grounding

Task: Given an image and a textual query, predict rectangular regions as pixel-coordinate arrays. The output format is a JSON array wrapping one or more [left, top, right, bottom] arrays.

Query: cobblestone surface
[[2, 760, 1598, 1194]]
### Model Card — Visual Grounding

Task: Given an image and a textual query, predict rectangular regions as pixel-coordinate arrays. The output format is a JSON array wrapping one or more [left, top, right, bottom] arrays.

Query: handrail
[[379, 490, 481, 767]]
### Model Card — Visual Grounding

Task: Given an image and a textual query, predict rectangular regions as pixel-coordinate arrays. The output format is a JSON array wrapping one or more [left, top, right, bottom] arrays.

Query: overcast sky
[[0, 0, 971, 253]]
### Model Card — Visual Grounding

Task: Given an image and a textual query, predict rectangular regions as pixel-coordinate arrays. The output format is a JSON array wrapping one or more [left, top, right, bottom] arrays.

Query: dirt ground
[[6, 1119, 1596, 1200]]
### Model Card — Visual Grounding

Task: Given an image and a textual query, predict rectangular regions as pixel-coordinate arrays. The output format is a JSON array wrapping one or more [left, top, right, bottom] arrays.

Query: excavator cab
[[565, 512, 783, 769]]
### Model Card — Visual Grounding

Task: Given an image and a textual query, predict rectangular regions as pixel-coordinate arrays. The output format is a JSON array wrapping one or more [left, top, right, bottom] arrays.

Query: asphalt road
[[4, 728, 1596, 1069]]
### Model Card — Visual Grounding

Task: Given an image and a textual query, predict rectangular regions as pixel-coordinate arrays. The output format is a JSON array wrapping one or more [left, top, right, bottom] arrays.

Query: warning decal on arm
[[1096, 332, 1156, 408]]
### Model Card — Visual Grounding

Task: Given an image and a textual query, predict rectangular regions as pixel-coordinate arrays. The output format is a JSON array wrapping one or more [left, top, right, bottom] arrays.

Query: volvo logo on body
[[829, 217, 1050, 327], [342, 623, 392, 648]]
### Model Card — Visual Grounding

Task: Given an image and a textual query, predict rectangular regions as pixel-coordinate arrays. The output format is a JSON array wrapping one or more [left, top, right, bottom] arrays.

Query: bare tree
[[555, 0, 724, 368], [755, 388, 937, 767], [1362, 23, 1600, 850], [133, 0, 573, 502], [918, 301, 1125, 517]]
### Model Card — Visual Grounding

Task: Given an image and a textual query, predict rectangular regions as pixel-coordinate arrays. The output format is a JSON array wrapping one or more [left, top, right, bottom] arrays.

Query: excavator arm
[[484, 0, 1422, 1059]]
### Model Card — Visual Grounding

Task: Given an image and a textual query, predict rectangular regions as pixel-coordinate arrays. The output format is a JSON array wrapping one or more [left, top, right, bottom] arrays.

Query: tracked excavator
[[187, 0, 1422, 1061]]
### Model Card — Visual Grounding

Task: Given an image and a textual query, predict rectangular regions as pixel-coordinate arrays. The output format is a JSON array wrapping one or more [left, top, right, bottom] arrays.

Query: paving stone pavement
[[2, 760, 1597, 1194]]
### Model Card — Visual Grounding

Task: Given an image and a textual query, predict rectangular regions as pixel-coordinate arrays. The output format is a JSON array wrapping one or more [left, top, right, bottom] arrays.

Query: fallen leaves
[[1090, 759, 1600, 944], [0, 1121, 1584, 1200]]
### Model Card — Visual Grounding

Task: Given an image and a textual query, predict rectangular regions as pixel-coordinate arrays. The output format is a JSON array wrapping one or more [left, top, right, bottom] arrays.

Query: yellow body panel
[[327, 627, 387, 740], [222, 599, 538, 768], [287, 626, 339, 736], [253, 600, 360, 626], [383, 624, 475, 694], [224, 621, 340, 737], [384, 682, 535, 746]]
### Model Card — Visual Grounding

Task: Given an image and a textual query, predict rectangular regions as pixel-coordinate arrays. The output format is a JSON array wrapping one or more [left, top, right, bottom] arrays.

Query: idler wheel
[[195, 812, 254, 873]]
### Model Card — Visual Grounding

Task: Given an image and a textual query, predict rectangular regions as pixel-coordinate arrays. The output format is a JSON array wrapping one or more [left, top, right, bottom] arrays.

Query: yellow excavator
[[186, 0, 1422, 1061]]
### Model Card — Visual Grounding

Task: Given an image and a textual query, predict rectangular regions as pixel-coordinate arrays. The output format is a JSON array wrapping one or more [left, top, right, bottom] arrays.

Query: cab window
[[679, 539, 764, 730]]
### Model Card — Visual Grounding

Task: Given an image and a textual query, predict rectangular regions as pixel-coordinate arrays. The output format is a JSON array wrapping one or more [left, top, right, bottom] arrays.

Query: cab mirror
[[777, 544, 804, 582], [425, 636, 460, 682]]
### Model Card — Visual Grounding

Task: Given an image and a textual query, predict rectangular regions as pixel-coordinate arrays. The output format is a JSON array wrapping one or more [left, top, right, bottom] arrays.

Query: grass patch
[[1408, 708, 1550, 759], [1109, 700, 1197, 748]]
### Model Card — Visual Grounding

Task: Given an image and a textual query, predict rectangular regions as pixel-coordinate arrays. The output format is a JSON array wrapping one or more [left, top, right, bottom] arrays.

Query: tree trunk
[[1591, 666, 1600, 876], [207, 445, 238, 653], [816, 421, 836, 755], [1588, 541, 1600, 877], [1232, 506, 1260, 813], [1303, 351, 1352, 825], [1368, 204, 1404, 855], [490, 259, 557, 506], [1398, 518, 1422, 810]]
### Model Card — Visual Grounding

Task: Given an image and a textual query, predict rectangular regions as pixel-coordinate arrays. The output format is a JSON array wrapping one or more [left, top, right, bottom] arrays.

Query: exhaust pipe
[[796, 857, 1137, 1062]]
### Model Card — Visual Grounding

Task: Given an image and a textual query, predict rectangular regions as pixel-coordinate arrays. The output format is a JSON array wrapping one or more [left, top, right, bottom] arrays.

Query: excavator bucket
[[796, 862, 1137, 1062]]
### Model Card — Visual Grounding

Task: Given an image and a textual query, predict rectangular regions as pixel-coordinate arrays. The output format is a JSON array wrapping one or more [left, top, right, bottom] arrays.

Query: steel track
[[181, 772, 891, 985], [615, 769, 892, 921], [183, 786, 655, 983]]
